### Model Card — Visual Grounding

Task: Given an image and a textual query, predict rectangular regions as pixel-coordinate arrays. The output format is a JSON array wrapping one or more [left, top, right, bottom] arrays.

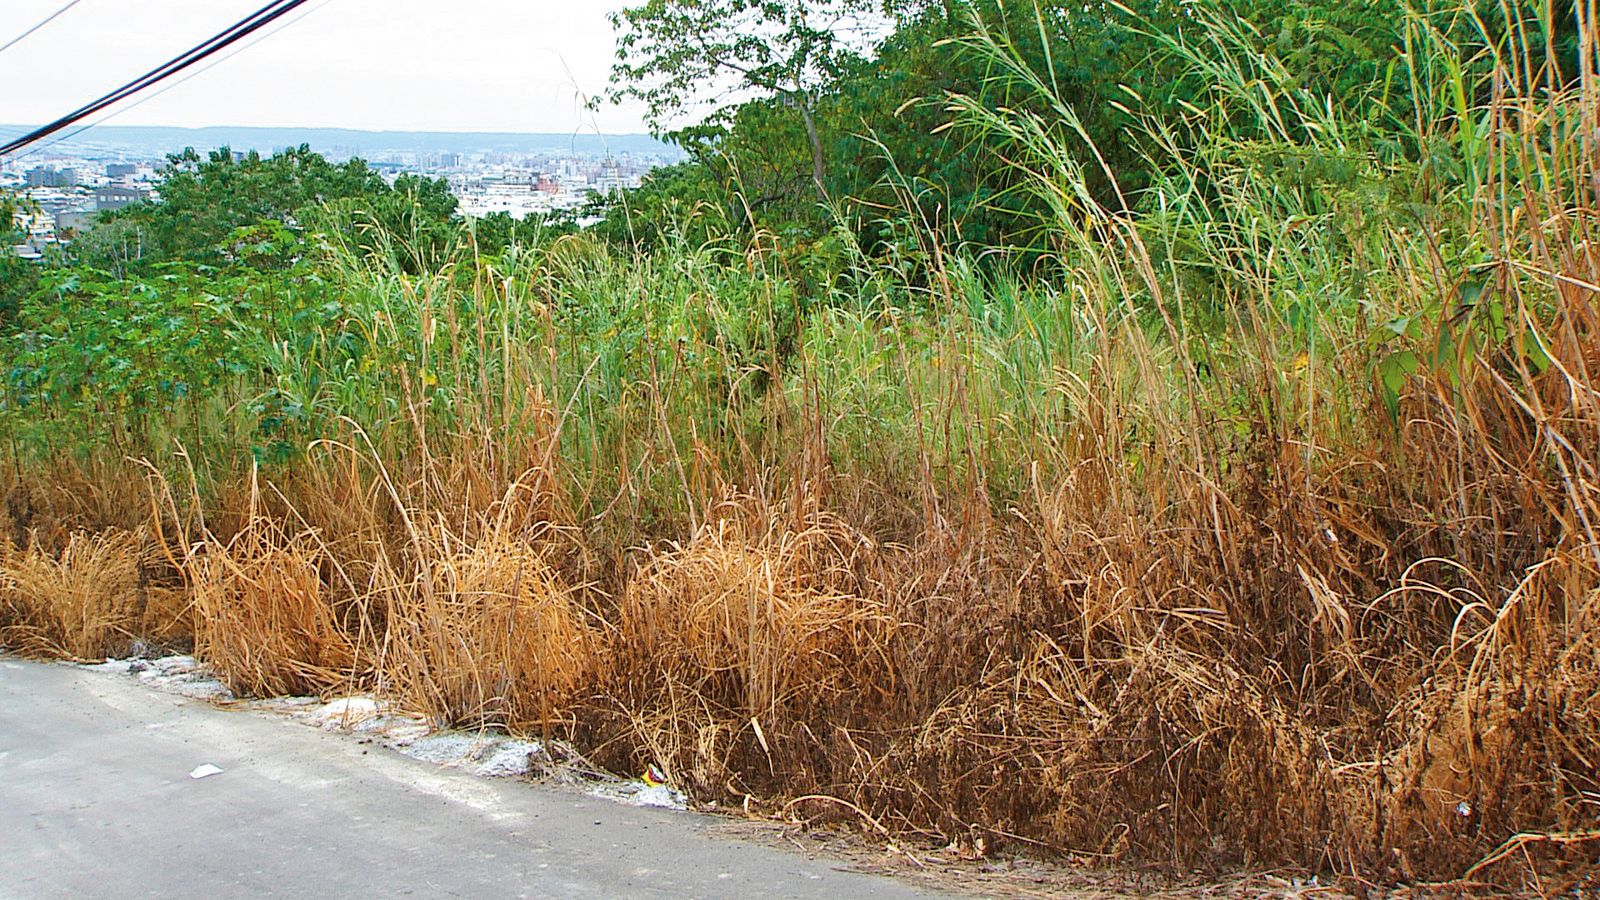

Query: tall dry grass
[[610, 502, 897, 793], [3, 0, 1599, 888], [0, 528, 185, 659]]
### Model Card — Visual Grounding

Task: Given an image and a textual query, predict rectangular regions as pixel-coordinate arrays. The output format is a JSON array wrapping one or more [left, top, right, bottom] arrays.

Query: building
[[26, 166, 78, 188], [106, 163, 138, 178], [95, 185, 149, 211], [54, 209, 97, 234]]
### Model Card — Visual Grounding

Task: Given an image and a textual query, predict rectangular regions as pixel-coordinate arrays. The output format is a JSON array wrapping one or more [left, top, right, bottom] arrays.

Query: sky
[[0, 0, 654, 134]]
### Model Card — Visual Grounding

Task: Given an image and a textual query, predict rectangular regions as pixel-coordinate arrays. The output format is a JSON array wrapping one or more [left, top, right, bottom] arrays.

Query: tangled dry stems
[[6, 90, 1600, 895], [0, 529, 183, 659]]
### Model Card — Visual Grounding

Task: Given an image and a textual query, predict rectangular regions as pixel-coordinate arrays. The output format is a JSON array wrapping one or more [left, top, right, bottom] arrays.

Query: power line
[[0, 0, 314, 158], [3, 0, 314, 156], [0, 0, 86, 57], [6, 0, 335, 164]]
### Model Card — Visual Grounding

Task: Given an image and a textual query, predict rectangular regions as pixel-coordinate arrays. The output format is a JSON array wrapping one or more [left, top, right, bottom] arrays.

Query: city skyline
[[0, 0, 655, 135], [3, 126, 682, 255]]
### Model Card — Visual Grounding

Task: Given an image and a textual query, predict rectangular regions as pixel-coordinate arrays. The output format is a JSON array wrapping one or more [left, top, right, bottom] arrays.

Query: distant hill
[[0, 125, 680, 159]]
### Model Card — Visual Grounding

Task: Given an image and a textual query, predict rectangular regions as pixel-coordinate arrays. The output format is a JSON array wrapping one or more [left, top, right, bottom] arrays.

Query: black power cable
[[4, 0, 336, 165], [0, 0, 86, 57], [0, 0, 312, 158]]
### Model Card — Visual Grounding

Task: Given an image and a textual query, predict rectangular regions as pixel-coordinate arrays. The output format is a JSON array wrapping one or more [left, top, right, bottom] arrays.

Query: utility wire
[[0, 0, 313, 158], [7, 0, 311, 153], [6, 0, 335, 164], [0, 0, 86, 57]]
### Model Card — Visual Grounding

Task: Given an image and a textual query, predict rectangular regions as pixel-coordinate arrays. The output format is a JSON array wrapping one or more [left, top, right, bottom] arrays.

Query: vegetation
[[4, 0, 1599, 890]]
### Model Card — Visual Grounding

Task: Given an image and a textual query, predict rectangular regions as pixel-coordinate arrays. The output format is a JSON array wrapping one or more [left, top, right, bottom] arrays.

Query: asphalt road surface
[[0, 658, 938, 899]]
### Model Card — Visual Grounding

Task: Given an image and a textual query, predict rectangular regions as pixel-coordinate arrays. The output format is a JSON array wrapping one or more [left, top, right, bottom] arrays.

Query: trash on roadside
[[189, 763, 224, 779]]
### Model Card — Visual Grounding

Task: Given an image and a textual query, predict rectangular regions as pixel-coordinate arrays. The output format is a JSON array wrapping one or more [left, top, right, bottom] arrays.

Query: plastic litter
[[189, 763, 224, 779]]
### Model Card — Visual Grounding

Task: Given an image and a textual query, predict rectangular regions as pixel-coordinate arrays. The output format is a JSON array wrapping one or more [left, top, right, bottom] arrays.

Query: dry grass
[[189, 520, 359, 697], [373, 522, 599, 730], [0, 528, 183, 659], [608, 503, 898, 793], [3, 331, 1595, 887], [4, 274, 1595, 887], [4, 15, 1600, 890]]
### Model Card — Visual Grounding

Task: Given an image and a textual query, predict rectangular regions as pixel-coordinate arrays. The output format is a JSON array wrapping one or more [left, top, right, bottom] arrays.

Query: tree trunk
[[798, 97, 828, 201]]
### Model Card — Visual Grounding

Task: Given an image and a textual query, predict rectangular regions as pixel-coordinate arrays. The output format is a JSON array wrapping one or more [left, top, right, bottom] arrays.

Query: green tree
[[96, 145, 457, 273], [0, 192, 41, 328], [609, 0, 897, 199]]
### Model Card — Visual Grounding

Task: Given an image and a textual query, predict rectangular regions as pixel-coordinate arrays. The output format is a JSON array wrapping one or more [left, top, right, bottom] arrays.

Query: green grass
[[3, 1, 1598, 884]]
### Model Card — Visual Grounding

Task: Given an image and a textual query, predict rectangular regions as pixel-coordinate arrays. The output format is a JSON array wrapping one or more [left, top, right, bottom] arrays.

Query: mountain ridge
[[0, 125, 678, 158]]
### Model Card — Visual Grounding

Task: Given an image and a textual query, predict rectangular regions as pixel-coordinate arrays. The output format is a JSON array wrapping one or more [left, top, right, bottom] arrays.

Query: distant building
[[54, 209, 97, 234], [106, 162, 138, 178], [95, 185, 149, 211], [26, 166, 78, 188]]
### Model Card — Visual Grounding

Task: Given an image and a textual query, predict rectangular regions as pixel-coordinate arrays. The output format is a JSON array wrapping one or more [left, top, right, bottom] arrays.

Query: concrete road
[[0, 658, 937, 899]]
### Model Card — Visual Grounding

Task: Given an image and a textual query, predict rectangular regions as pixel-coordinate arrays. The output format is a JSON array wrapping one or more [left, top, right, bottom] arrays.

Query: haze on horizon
[[0, 0, 655, 136]]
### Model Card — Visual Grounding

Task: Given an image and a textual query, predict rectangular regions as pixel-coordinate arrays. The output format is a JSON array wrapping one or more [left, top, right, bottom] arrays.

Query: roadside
[[0, 654, 1362, 899], [0, 655, 937, 899]]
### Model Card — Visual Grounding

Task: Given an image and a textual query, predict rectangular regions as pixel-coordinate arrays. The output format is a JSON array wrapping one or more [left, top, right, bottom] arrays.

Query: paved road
[[0, 658, 937, 899]]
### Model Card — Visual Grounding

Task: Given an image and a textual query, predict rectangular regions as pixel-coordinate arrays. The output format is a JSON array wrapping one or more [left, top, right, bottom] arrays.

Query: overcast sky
[[0, 0, 654, 133]]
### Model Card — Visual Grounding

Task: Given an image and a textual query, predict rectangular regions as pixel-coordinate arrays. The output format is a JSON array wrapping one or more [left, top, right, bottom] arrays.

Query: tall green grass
[[3, 0, 1599, 886]]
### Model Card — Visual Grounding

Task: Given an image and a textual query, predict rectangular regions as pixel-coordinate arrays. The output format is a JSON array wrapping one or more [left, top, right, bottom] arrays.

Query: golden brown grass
[[3, 333, 1595, 887], [189, 520, 358, 697], [609, 503, 898, 793], [0, 528, 184, 659], [4, 255, 1596, 886], [4, 29, 1600, 893], [373, 522, 599, 730]]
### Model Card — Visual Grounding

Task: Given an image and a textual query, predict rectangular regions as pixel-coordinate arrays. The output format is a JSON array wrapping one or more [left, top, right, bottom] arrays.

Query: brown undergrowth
[[5, 33, 1600, 897], [5, 262, 1598, 888], [4, 344, 1594, 888], [0, 527, 186, 659]]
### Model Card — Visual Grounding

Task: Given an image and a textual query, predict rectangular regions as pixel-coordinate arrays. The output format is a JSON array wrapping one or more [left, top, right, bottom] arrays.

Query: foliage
[[609, 0, 901, 197], [0, 192, 40, 327], [5, 0, 1600, 888], [587, 160, 734, 252], [91, 145, 457, 274]]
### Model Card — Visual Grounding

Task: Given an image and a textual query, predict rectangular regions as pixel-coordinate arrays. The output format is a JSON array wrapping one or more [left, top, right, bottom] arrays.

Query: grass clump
[[2, 0, 1599, 888], [0, 529, 180, 659]]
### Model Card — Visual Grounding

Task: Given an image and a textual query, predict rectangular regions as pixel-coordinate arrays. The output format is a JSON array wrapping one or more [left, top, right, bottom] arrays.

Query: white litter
[[587, 780, 688, 810], [396, 733, 545, 778], [473, 740, 546, 778], [305, 697, 386, 729], [92, 655, 233, 701], [84, 656, 692, 812]]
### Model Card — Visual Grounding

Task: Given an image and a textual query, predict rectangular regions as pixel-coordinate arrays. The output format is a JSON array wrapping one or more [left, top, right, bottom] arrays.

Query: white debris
[[396, 733, 545, 778], [305, 697, 386, 729], [587, 780, 688, 810], [474, 740, 546, 778], [91, 654, 233, 701], [83, 655, 691, 812], [351, 715, 431, 743]]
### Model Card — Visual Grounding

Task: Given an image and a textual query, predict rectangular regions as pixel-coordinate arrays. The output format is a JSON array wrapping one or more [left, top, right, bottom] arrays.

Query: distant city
[[2, 126, 685, 259]]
